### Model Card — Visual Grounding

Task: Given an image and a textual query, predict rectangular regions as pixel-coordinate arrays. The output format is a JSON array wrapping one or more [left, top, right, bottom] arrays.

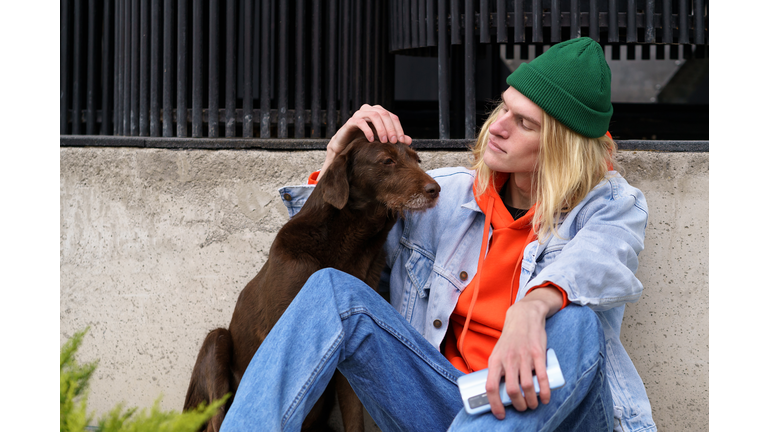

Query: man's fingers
[[349, 107, 390, 143], [389, 112, 406, 143], [506, 366, 528, 412], [345, 118, 372, 143], [518, 367, 538, 410], [535, 356, 551, 405], [485, 366, 506, 420], [365, 104, 398, 143]]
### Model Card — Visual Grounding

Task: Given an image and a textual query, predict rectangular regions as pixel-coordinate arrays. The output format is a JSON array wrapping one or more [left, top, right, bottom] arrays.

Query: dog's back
[[184, 138, 440, 432]]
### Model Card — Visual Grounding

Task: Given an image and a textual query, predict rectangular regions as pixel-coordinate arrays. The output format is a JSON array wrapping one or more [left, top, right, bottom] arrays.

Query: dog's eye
[[382, 158, 396, 165]]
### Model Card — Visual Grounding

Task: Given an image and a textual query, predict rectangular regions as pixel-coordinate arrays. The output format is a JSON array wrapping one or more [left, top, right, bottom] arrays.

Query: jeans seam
[[340, 306, 460, 384], [281, 332, 344, 429], [540, 351, 604, 432]]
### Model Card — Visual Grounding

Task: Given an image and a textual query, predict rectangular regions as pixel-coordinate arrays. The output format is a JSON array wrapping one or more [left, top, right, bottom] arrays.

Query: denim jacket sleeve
[[519, 174, 649, 311]]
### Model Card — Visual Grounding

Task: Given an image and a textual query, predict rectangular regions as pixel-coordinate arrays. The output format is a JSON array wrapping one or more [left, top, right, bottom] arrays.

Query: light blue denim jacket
[[279, 166, 656, 432]]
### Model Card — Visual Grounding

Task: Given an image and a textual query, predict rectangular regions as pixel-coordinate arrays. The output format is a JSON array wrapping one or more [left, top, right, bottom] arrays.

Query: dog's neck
[[294, 193, 397, 265]]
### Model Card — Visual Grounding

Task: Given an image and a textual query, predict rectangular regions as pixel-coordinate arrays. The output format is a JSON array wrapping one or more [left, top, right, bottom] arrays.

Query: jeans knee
[[556, 305, 603, 335], [548, 305, 606, 361], [304, 268, 377, 306], [307, 268, 368, 290]]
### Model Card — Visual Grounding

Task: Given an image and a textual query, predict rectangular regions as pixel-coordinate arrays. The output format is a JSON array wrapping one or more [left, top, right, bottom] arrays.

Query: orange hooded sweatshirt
[[443, 172, 568, 374]]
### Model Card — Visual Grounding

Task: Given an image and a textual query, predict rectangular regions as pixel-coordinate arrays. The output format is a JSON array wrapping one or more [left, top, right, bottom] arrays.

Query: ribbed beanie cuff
[[506, 38, 613, 138]]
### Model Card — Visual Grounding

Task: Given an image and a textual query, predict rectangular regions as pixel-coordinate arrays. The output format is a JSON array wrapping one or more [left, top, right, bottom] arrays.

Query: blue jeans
[[220, 269, 613, 432]]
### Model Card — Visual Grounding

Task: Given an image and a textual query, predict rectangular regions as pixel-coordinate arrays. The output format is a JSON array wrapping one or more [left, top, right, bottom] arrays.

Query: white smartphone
[[456, 348, 566, 415]]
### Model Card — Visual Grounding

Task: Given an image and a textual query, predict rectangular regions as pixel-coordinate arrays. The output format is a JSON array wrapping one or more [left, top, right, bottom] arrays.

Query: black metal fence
[[60, 0, 708, 144]]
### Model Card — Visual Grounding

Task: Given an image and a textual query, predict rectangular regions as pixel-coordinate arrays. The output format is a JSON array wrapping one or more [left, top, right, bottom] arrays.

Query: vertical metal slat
[[374, 0, 382, 104], [550, 0, 560, 43], [464, 0, 475, 138], [438, 0, 449, 139], [608, 0, 618, 42], [150, 0, 160, 136], [260, 0, 272, 137], [327, 0, 338, 136], [86, 0, 96, 135], [277, 0, 288, 138], [662, 0, 672, 43], [497, 0, 507, 43], [451, 0, 459, 45], [678, 0, 689, 44], [139, 0, 149, 136], [353, 0, 362, 111], [694, 0, 705, 45], [418, 0, 426, 47], [364, 0, 373, 103], [533, 0, 543, 43], [209, 0, 219, 137], [117, 0, 124, 135], [627, 0, 637, 43], [311, 0, 321, 137], [131, 0, 139, 136], [645, 0, 655, 43], [426, 0, 435, 46], [340, 0, 350, 124], [191, 0, 202, 137], [589, 0, 598, 41], [123, 0, 131, 134], [514, 0, 524, 43], [295, 0, 305, 138], [410, 0, 417, 48], [72, 0, 82, 134], [61, 0, 70, 134], [102, 0, 113, 134], [243, 0, 253, 137], [403, 0, 411, 49], [176, 0, 187, 136], [480, 0, 489, 43], [224, 0, 235, 137], [162, 0, 173, 137], [391, 0, 399, 50], [570, 0, 580, 39]]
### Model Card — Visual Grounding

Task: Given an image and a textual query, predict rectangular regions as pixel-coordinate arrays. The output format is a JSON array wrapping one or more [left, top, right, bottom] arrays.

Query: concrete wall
[[60, 147, 708, 430]]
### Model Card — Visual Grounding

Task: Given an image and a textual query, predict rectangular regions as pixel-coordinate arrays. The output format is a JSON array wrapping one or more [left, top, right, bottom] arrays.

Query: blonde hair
[[470, 101, 618, 241]]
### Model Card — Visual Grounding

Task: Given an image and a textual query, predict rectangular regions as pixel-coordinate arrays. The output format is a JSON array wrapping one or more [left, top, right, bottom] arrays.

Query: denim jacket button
[[283, 193, 292, 201], [459, 271, 468, 281], [433, 319, 443, 328]]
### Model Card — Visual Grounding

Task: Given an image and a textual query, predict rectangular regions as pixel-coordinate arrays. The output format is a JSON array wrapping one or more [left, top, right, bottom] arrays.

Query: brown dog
[[183, 136, 440, 431]]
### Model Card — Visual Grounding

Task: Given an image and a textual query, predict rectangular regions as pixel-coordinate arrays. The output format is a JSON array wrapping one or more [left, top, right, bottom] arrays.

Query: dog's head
[[320, 136, 440, 215]]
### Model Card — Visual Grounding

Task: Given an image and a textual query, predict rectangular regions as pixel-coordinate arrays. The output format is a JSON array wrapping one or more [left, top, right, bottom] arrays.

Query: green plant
[[60, 328, 228, 432]]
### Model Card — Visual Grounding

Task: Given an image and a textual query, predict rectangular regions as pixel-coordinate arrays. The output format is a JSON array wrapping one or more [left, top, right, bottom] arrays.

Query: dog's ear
[[321, 151, 350, 210]]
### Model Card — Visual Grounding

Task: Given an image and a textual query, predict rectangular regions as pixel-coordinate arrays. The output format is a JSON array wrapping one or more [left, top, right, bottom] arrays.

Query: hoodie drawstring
[[457, 196, 493, 365]]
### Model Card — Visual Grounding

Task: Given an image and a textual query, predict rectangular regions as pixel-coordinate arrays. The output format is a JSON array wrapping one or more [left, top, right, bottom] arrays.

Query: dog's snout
[[424, 182, 440, 199]]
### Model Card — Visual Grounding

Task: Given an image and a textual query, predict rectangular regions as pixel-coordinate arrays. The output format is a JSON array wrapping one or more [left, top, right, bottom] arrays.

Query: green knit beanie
[[506, 37, 612, 138]]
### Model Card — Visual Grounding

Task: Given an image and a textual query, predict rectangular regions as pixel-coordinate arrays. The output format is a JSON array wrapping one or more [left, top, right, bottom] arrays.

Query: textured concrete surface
[[60, 148, 708, 430]]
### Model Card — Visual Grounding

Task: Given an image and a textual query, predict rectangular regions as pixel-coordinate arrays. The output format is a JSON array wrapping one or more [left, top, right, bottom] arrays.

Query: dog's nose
[[424, 182, 440, 199]]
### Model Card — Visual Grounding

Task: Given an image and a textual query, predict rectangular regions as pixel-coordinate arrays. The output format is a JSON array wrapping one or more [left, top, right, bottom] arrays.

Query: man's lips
[[487, 137, 506, 154]]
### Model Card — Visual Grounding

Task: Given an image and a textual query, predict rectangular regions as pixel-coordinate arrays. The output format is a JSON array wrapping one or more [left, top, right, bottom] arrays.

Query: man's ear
[[320, 152, 349, 210]]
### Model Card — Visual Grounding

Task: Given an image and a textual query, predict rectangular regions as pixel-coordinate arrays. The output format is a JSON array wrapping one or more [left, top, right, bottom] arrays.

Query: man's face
[[483, 86, 543, 175]]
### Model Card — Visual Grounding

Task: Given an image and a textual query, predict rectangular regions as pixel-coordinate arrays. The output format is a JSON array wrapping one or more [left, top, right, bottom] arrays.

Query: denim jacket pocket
[[405, 249, 434, 299], [399, 249, 435, 322]]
